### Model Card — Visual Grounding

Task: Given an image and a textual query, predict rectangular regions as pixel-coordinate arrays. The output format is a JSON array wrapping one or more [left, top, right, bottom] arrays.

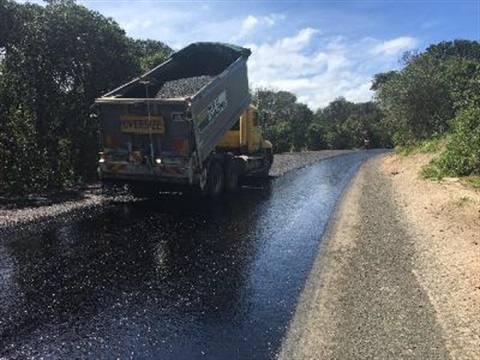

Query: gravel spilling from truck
[[156, 76, 214, 98]]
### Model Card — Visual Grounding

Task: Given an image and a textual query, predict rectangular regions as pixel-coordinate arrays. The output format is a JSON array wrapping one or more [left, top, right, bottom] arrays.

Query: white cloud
[[371, 36, 419, 56], [242, 15, 260, 32], [247, 30, 418, 109], [263, 13, 286, 26], [238, 13, 286, 39], [120, 19, 154, 32], [247, 29, 355, 108], [279, 28, 321, 51], [49, 0, 419, 110], [200, 3, 211, 11]]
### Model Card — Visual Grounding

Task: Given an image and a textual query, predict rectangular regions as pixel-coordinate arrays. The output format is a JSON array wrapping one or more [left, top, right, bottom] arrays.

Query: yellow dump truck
[[95, 42, 272, 197]]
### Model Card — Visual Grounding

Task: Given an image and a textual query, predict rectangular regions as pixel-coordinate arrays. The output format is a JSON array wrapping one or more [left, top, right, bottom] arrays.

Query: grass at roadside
[[463, 175, 480, 189], [395, 138, 445, 156], [422, 163, 480, 190], [395, 139, 479, 190]]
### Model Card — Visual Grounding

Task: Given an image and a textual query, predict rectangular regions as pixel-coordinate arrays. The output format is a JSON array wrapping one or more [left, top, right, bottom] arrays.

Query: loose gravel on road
[[269, 150, 354, 177], [0, 151, 356, 228]]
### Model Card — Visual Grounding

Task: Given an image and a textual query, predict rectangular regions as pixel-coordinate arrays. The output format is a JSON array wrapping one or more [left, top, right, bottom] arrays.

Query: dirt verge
[[279, 153, 479, 359], [382, 153, 480, 359]]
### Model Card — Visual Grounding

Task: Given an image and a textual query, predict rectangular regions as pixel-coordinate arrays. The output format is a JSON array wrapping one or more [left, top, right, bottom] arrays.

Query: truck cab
[[217, 103, 272, 156]]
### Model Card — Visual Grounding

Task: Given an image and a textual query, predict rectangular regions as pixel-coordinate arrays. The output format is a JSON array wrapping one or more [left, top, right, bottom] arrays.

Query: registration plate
[[120, 115, 165, 134]]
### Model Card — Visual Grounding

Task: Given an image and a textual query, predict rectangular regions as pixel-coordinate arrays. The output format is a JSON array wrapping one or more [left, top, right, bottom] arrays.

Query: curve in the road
[[0, 151, 382, 359]]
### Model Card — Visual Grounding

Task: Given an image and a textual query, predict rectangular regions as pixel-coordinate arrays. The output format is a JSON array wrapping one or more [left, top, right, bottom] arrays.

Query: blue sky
[[19, 0, 480, 109]]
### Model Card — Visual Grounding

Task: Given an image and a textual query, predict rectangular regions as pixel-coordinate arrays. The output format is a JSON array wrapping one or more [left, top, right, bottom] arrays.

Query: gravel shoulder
[[0, 187, 106, 228], [279, 153, 480, 359]]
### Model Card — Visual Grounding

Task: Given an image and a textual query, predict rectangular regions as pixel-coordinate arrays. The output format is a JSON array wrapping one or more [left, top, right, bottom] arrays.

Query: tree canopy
[[0, 0, 171, 193], [373, 39, 480, 175]]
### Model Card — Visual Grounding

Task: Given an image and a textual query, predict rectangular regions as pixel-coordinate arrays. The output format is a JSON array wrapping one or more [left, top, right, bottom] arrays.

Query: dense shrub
[[0, 0, 171, 194], [437, 107, 480, 176]]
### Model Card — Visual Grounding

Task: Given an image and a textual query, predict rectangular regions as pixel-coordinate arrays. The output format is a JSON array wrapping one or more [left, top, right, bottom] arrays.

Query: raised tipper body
[[96, 42, 272, 197]]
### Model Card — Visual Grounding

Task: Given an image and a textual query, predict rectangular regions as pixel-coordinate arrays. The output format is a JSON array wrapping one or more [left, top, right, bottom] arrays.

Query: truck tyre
[[205, 161, 224, 198], [224, 160, 238, 192]]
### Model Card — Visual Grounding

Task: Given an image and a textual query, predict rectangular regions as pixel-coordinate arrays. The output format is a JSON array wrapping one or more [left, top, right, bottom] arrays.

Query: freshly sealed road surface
[[0, 152, 380, 359]]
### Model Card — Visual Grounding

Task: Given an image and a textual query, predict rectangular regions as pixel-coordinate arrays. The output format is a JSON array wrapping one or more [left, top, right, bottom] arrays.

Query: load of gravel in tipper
[[156, 76, 213, 98]]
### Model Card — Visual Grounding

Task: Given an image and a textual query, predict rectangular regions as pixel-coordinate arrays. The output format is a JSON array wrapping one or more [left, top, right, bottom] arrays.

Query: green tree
[[426, 40, 480, 61], [437, 107, 480, 176], [133, 39, 173, 73], [307, 121, 327, 150], [444, 58, 480, 110], [374, 53, 453, 145], [308, 99, 389, 150], [310, 97, 354, 149], [290, 103, 313, 151], [255, 88, 313, 152], [318, 97, 354, 126], [373, 39, 480, 147], [0, 0, 141, 192], [370, 71, 398, 92], [436, 55, 480, 176]]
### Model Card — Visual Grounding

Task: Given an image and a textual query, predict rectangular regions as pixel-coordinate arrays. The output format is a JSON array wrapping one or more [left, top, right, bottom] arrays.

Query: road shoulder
[[279, 155, 451, 359], [382, 153, 480, 359]]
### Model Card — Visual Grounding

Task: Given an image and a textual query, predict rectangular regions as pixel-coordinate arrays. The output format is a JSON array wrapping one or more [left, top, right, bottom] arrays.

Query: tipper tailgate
[[96, 98, 192, 164], [190, 56, 252, 164]]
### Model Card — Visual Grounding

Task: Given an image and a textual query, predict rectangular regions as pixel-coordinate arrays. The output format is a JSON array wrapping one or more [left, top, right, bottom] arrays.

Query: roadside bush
[[0, 108, 50, 194], [464, 175, 480, 188], [395, 145, 415, 156], [419, 138, 445, 153], [0, 0, 170, 194], [396, 138, 445, 157], [437, 107, 480, 176], [421, 162, 443, 180]]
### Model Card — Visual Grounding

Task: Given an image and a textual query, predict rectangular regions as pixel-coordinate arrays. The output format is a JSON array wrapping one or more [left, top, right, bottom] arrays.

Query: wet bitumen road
[[0, 152, 381, 359]]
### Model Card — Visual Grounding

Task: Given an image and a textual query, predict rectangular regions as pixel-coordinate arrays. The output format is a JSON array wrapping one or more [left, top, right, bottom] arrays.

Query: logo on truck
[[197, 91, 227, 133], [120, 115, 165, 134]]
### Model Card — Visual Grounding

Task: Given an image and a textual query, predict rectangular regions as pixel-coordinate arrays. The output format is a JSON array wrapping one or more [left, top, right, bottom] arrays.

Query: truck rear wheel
[[205, 161, 224, 198], [224, 160, 238, 192]]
